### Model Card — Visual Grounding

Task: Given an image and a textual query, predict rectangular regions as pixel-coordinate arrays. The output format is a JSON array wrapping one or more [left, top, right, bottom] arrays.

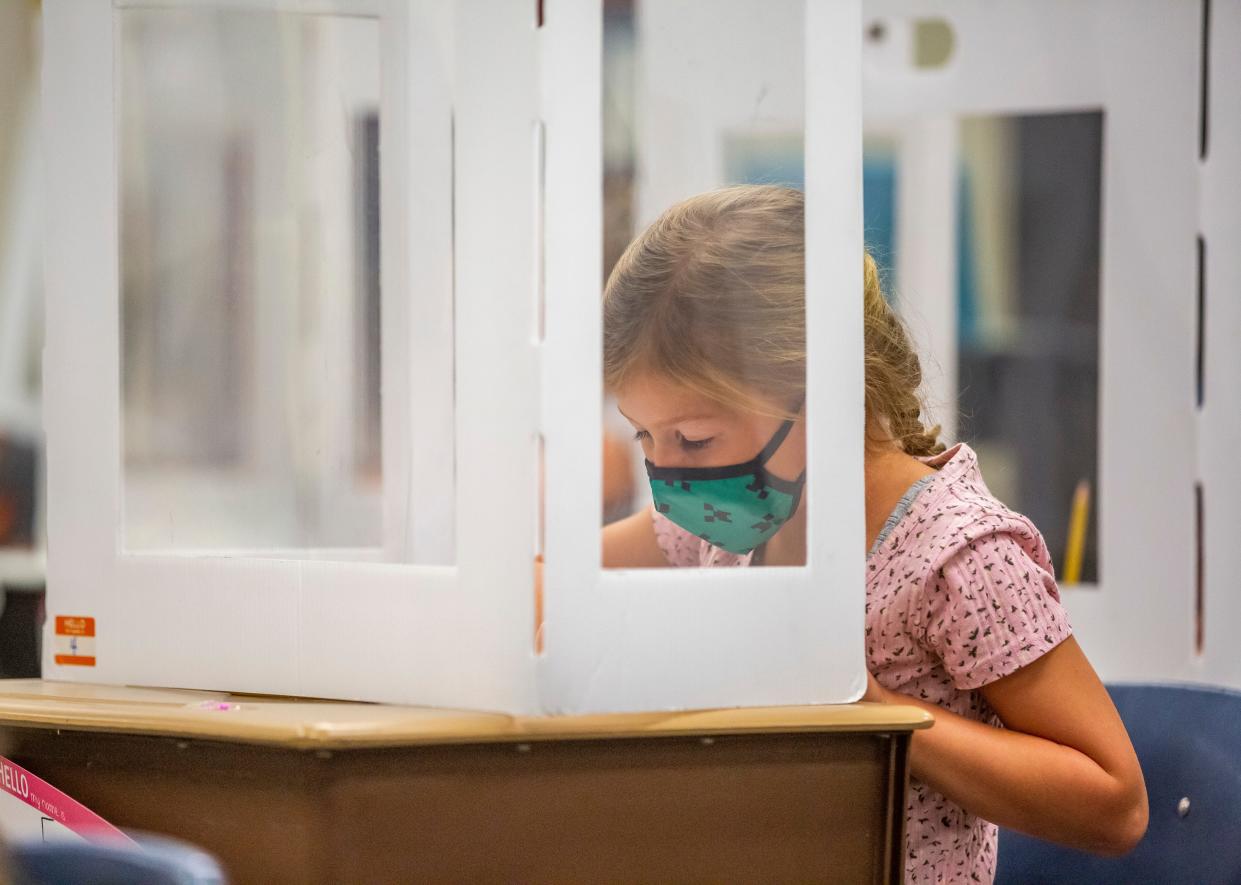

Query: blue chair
[[10, 833, 227, 885], [996, 682, 1241, 885]]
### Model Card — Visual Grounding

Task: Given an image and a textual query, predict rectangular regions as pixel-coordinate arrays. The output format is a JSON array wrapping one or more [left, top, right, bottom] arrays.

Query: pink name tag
[[0, 754, 134, 845]]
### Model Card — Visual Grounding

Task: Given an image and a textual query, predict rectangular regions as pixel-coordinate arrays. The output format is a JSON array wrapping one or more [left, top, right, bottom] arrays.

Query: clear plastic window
[[956, 112, 1103, 584], [863, 111, 1103, 583], [119, 9, 389, 556], [602, 0, 808, 568]]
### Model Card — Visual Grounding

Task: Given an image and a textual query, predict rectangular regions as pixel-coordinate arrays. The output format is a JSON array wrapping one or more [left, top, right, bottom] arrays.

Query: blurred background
[[0, 1, 43, 679], [116, 8, 385, 555]]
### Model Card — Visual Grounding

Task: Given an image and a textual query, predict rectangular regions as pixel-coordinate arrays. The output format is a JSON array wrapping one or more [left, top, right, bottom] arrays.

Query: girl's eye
[[632, 430, 651, 443], [678, 435, 712, 451]]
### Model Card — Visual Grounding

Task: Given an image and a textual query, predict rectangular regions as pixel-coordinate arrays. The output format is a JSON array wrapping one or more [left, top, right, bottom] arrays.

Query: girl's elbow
[[1095, 787, 1149, 856], [1117, 795, 1150, 855]]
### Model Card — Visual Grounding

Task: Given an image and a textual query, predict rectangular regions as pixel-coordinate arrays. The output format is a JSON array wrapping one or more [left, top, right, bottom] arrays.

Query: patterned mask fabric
[[645, 417, 805, 555]]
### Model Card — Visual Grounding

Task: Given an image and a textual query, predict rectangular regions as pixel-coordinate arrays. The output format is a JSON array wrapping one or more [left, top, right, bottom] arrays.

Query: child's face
[[614, 372, 805, 479]]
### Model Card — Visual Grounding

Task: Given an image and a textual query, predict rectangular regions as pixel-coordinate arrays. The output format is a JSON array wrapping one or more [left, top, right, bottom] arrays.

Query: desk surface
[[0, 679, 931, 749]]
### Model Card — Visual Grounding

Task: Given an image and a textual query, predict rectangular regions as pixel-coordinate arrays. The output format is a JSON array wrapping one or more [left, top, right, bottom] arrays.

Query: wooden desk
[[0, 680, 931, 884]]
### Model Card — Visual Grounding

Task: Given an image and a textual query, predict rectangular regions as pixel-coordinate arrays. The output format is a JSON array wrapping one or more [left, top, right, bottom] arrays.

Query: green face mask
[[646, 417, 805, 555]]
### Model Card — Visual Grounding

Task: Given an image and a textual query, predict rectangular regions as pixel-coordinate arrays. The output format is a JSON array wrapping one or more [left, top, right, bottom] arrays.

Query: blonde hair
[[602, 185, 944, 457]]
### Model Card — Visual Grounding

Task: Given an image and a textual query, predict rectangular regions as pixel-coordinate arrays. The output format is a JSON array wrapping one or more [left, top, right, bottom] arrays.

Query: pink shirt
[[652, 443, 1073, 884]]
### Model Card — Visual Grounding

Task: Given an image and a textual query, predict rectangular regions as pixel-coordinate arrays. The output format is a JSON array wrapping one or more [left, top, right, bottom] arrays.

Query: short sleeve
[[918, 529, 1073, 690]]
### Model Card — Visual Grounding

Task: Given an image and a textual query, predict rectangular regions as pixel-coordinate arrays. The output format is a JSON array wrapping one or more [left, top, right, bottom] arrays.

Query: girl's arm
[[867, 636, 1148, 855], [602, 506, 668, 567]]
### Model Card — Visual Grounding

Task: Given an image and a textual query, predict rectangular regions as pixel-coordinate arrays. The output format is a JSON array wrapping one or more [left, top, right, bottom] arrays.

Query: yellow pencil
[[1063, 480, 1091, 585]]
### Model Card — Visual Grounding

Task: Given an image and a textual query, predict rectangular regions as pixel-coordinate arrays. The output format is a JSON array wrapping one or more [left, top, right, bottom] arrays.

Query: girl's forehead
[[615, 374, 738, 428]]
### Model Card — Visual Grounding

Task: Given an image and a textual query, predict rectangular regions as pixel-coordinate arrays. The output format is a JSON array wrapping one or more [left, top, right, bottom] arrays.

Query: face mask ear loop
[[756, 419, 797, 465], [756, 397, 804, 466]]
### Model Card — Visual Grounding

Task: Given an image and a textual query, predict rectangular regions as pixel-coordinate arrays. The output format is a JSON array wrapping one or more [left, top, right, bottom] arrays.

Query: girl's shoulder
[[887, 444, 1071, 689], [871, 443, 1055, 581]]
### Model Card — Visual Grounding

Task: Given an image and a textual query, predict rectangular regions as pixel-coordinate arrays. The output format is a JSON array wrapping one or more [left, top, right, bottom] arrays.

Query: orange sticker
[[55, 616, 95, 638], [53, 655, 96, 667], [54, 617, 96, 666]]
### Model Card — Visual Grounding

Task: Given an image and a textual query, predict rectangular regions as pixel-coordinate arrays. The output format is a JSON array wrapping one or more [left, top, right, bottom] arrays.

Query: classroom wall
[[0, 0, 45, 580]]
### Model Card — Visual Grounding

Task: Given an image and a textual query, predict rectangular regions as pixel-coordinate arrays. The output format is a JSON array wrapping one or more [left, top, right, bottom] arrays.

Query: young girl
[[601, 185, 1147, 883]]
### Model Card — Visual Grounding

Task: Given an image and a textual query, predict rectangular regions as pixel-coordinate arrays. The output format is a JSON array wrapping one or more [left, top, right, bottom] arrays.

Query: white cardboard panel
[[537, 0, 867, 714], [42, 1, 125, 675], [43, 0, 541, 713], [403, 0, 457, 566], [446, 0, 542, 711], [297, 563, 486, 707], [111, 557, 302, 695], [864, 1, 1169, 116]]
